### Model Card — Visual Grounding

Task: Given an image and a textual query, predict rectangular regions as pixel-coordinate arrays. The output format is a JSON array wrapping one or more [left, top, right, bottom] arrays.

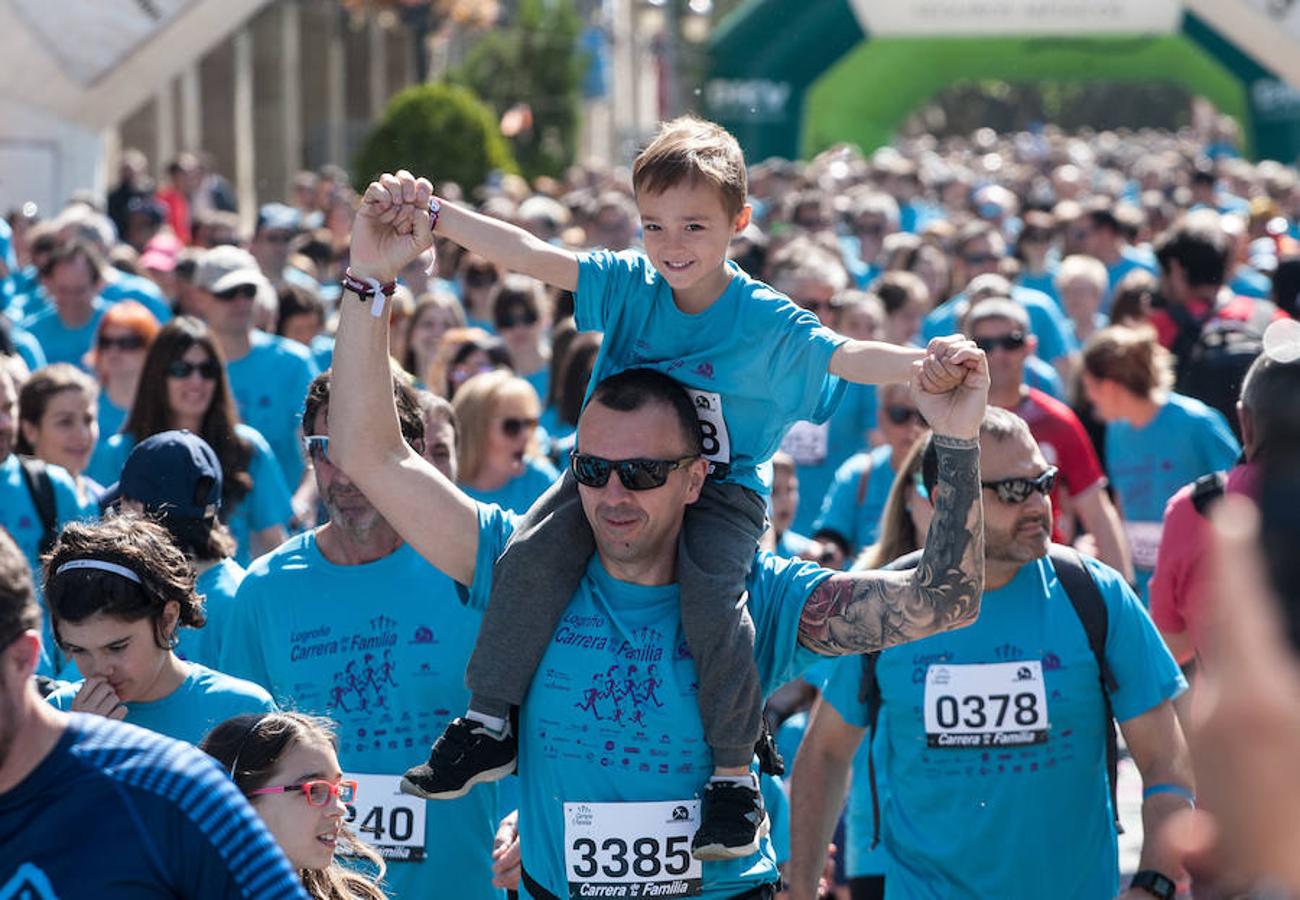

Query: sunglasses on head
[[215, 284, 258, 302], [497, 310, 539, 330], [166, 359, 221, 380], [250, 779, 358, 807], [974, 332, 1027, 353], [500, 417, 539, 438], [884, 405, 925, 426], [982, 466, 1058, 504], [570, 452, 699, 491], [98, 335, 146, 352]]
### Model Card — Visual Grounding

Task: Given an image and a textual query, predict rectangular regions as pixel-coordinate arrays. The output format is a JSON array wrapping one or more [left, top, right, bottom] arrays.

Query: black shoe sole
[[398, 758, 517, 801], [690, 809, 771, 861]]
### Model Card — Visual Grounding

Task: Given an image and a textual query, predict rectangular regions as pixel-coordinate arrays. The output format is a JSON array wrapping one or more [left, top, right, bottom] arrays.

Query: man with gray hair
[[963, 298, 1132, 582]]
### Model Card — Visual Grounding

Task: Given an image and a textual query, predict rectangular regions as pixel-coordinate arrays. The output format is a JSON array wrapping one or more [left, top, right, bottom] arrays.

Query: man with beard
[[0, 528, 307, 898], [220, 371, 505, 900], [788, 408, 1192, 900]]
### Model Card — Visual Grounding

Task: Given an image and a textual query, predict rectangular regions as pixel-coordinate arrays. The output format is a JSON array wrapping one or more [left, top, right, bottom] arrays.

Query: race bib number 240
[[563, 800, 702, 898]]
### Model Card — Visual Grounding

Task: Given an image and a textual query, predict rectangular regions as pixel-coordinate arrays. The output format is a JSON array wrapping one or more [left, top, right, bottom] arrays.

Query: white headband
[[55, 559, 143, 584]]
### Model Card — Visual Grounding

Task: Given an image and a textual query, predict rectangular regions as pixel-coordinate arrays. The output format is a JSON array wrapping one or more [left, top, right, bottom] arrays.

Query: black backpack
[[1169, 300, 1274, 441], [17, 455, 59, 558], [857, 545, 1120, 847]]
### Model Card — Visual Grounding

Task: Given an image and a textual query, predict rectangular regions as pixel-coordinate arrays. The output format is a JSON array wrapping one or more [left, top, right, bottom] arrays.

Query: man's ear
[[683, 457, 709, 504]]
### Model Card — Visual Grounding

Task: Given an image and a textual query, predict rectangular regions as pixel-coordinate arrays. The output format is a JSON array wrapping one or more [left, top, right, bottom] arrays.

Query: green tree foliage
[[451, 0, 584, 180], [353, 82, 517, 192]]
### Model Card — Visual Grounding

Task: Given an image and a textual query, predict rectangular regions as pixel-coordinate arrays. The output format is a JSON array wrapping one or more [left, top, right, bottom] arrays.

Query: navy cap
[[102, 430, 222, 519]]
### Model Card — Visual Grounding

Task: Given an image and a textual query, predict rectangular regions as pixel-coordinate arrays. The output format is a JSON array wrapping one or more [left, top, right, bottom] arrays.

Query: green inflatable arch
[[704, 0, 1300, 163]]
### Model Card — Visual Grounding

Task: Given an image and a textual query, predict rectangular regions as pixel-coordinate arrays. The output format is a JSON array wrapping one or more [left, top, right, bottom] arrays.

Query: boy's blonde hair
[[632, 116, 747, 218]]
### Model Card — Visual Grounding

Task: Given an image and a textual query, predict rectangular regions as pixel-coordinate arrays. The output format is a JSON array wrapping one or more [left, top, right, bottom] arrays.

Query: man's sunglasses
[[251, 779, 358, 807], [974, 332, 1027, 353], [500, 417, 538, 438], [166, 360, 221, 380], [215, 284, 258, 302], [962, 252, 1001, 267], [982, 466, 1058, 504], [97, 335, 146, 352], [570, 452, 699, 491], [884, 405, 925, 427]]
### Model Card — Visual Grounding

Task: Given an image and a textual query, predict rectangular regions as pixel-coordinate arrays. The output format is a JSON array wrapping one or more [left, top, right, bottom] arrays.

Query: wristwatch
[[1129, 870, 1175, 900]]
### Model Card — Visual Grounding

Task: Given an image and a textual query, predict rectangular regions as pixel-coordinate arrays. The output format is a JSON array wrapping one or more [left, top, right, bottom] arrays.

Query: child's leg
[[677, 481, 769, 769], [465, 469, 594, 716]]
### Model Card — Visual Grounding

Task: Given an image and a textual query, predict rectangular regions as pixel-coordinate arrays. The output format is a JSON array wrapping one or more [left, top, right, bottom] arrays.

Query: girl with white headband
[[41, 515, 275, 745]]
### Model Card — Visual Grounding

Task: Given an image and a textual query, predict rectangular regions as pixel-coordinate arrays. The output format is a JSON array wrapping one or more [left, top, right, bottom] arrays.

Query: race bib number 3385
[[923, 661, 1049, 749], [563, 800, 702, 898]]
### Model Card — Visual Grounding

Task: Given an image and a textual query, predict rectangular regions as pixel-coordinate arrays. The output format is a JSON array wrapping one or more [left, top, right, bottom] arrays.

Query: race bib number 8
[[923, 661, 1049, 749], [563, 800, 702, 898], [684, 389, 731, 475], [342, 773, 426, 861]]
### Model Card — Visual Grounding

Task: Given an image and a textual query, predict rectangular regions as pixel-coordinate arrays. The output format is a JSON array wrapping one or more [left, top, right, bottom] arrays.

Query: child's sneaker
[[399, 717, 516, 800], [689, 778, 770, 860]]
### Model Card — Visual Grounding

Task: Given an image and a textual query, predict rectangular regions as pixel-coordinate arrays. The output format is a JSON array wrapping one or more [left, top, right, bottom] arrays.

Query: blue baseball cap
[[101, 430, 222, 520]]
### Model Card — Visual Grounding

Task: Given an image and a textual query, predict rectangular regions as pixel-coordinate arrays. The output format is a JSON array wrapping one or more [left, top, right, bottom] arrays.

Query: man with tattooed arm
[[328, 170, 989, 900]]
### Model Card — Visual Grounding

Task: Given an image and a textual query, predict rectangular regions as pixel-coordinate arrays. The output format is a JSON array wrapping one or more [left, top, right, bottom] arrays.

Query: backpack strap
[[1048, 545, 1123, 835], [858, 549, 922, 848], [17, 455, 58, 557], [1189, 471, 1227, 517]]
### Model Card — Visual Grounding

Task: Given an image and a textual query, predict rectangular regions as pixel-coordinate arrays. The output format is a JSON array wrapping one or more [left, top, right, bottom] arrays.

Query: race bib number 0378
[[563, 800, 702, 898], [923, 661, 1050, 749]]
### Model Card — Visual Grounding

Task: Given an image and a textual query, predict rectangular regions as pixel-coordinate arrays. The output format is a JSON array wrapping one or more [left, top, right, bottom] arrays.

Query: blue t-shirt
[[467, 503, 833, 899], [176, 558, 247, 670], [0, 454, 98, 676], [785, 382, 877, 536], [226, 331, 320, 488], [218, 531, 503, 900], [9, 323, 46, 372], [94, 393, 128, 460], [1104, 248, 1159, 312], [48, 663, 275, 746], [20, 298, 108, 369], [922, 285, 1076, 365], [310, 333, 335, 372], [0, 713, 307, 899], [812, 445, 896, 553], [524, 367, 550, 406], [461, 456, 560, 515], [821, 554, 1184, 898], [1016, 268, 1059, 309], [1023, 354, 1066, 401], [89, 424, 293, 567], [817, 669, 890, 879], [1105, 393, 1241, 601], [101, 274, 173, 324], [576, 250, 847, 494]]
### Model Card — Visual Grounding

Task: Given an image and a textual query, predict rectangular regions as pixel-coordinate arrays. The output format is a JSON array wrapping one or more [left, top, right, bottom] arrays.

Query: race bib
[[563, 800, 703, 898], [923, 661, 1049, 749], [780, 420, 829, 466], [343, 773, 426, 861], [684, 389, 731, 475], [1126, 521, 1163, 570]]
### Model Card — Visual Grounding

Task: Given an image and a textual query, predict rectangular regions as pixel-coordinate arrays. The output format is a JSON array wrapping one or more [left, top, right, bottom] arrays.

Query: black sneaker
[[690, 779, 770, 861], [399, 717, 517, 800]]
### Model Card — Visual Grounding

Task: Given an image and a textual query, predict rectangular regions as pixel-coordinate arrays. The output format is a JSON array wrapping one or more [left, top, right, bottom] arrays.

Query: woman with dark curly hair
[[202, 713, 388, 900], [42, 515, 274, 744], [87, 316, 293, 565]]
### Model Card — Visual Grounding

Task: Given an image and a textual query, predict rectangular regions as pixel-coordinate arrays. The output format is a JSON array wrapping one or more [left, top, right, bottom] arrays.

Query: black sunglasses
[[496, 311, 539, 329], [98, 335, 146, 352], [884, 405, 925, 426], [962, 252, 1001, 267], [500, 417, 539, 438], [982, 466, 1058, 504], [215, 284, 258, 302], [166, 360, 221, 380], [570, 452, 699, 491], [974, 333, 1027, 353]]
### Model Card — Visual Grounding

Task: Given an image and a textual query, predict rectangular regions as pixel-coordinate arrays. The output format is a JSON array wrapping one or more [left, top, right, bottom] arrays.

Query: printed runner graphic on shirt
[[0, 863, 58, 900]]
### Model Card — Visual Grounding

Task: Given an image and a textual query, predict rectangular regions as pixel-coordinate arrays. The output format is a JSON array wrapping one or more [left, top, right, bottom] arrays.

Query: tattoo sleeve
[[798, 437, 985, 655]]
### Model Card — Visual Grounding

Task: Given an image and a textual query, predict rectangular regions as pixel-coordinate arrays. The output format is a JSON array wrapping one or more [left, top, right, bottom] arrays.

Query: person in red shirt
[[1149, 349, 1297, 682], [964, 299, 1134, 582], [155, 153, 200, 246]]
